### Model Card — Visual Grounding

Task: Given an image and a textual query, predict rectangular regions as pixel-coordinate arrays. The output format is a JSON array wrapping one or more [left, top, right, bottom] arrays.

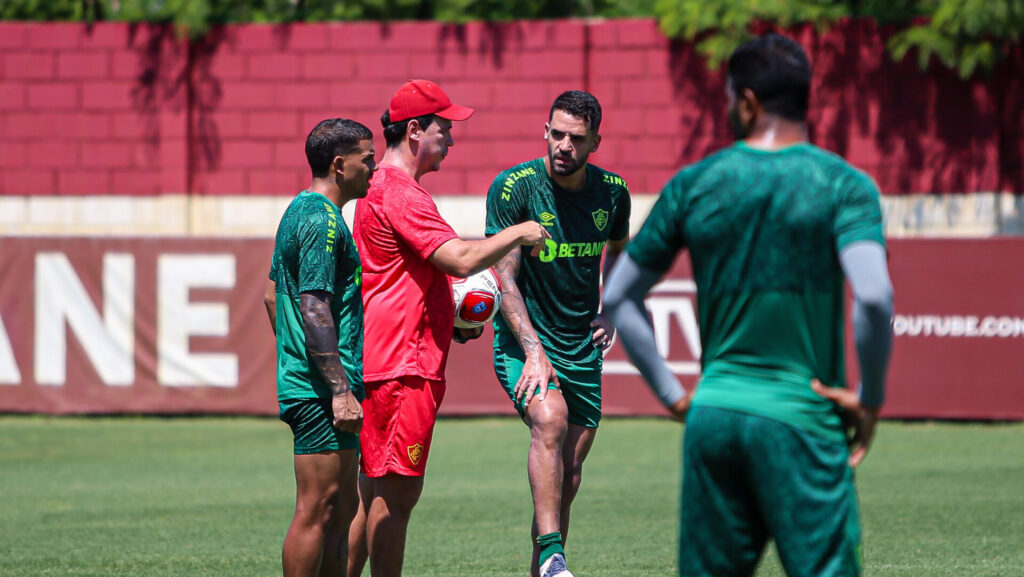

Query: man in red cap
[[348, 79, 551, 577]]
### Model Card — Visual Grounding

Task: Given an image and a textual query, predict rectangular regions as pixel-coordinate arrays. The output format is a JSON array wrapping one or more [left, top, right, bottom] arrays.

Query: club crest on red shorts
[[407, 442, 424, 465]]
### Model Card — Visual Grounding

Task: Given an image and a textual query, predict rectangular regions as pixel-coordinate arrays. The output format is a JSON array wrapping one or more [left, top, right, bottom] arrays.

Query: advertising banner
[[1, 237, 1021, 420], [0, 237, 278, 414]]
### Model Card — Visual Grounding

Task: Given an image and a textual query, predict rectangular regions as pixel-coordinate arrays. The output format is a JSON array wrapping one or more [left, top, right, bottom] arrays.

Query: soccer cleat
[[539, 553, 574, 577]]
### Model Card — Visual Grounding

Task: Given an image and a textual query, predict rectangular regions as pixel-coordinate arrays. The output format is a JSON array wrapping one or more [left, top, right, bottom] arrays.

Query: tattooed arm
[[299, 291, 362, 433], [494, 250, 560, 406]]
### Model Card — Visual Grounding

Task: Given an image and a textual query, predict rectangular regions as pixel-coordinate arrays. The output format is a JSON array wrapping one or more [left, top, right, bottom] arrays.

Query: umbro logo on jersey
[[539, 212, 556, 227], [592, 209, 609, 231]]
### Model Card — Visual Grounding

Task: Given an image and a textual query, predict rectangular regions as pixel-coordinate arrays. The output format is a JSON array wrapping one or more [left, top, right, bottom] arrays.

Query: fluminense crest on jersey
[[592, 209, 608, 231]]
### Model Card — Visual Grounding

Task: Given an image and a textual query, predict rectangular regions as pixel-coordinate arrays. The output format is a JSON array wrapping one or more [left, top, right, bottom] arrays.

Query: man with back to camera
[[485, 90, 631, 577], [347, 79, 550, 577], [604, 34, 894, 577], [264, 118, 376, 577]]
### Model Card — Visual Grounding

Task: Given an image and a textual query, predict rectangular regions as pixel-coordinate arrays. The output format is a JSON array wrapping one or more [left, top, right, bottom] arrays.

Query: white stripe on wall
[[1, 193, 1020, 238]]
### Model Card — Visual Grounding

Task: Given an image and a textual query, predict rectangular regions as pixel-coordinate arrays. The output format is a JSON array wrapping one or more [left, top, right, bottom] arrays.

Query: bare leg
[[346, 474, 372, 577], [524, 390, 569, 577], [283, 449, 359, 577], [557, 424, 597, 542], [365, 474, 425, 577], [319, 453, 359, 577]]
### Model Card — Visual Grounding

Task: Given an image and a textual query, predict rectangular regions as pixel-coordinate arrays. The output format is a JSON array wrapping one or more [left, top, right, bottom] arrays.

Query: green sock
[[536, 531, 564, 567]]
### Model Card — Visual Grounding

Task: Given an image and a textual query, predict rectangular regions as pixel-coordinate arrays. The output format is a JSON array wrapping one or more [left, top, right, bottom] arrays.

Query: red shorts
[[360, 376, 446, 477]]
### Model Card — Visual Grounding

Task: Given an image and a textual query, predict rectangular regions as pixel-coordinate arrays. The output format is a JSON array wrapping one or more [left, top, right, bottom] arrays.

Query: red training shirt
[[353, 164, 460, 382]]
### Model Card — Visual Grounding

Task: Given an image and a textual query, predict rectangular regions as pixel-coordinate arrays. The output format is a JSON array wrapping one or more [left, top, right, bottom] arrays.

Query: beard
[[338, 171, 370, 198], [548, 148, 584, 176], [728, 106, 750, 140]]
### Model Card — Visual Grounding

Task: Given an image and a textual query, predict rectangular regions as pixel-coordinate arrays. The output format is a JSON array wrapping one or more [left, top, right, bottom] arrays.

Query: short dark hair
[[380, 110, 437, 149], [549, 90, 602, 134], [305, 118, 373, 178], [727, 33, 811, 122]]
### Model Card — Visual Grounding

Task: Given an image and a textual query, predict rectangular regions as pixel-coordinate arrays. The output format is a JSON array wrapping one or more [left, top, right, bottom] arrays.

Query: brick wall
[[0, 23, 188, 196], [1, 19, 1022, 197]]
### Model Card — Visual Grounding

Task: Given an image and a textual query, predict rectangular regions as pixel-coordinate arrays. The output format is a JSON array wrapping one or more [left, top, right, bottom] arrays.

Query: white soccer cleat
[[539, 553, 574, 577]]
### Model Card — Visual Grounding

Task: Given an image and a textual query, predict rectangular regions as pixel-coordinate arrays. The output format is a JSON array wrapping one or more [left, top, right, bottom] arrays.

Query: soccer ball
[[452, 268, 502, 329]]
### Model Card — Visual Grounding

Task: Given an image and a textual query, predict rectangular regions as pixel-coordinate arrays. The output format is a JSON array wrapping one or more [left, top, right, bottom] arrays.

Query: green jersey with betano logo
[[270, 190, 364, 402], [486, 158, 631, 367], [628, 142, 884, 443]]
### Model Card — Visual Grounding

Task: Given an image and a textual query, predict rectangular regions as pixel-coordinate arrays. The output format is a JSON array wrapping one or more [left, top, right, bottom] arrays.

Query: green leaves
[[1, 0, 1019, 78], [1, 0, 104, 21], [888, 0, 1023, 78], [655, 0, 850, 67], [653, 0, 1022, 78]]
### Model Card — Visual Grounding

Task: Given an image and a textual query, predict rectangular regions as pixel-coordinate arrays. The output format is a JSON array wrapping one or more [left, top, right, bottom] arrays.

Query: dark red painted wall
[[2, 19, 1021, 197]]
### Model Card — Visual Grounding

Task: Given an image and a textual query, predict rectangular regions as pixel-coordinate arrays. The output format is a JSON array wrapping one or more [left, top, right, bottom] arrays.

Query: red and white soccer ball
[[452, 268, 502, 329]]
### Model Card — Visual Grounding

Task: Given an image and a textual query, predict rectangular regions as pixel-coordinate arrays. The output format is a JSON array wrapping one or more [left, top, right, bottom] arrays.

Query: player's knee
[[295, 488, 340, 527], [380, 495, 420, 521], [392, 489, 422, 514], [564, 459, 583, 483], [529, 416, 568, 448], [528, 399, 568, 429], [376, 476, 424, 516], [335, 489, 360, 520]]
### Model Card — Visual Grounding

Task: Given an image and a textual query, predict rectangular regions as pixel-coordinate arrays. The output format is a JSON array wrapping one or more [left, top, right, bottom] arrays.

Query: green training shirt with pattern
[[270, 190, 364, 402], [486, 158, 631, 367], [627, 141, 884, 442]]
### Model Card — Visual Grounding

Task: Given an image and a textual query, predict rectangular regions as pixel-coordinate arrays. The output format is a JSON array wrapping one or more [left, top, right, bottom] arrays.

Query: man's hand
[[811, 379, 880, 467], [512, 221, 552, 257], [667, 394, 691, 423], [514, 352, 560, 406], [331, 391, 363, 434], [453, 326, 484, 344], [590, 313, 615, 352]]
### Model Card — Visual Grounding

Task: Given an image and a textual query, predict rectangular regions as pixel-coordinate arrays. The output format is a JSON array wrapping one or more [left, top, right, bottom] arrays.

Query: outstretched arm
[[299, 291, 362, 433], [604, 254, 690, 421], [494, 249, 560, 406], [429, 221, 550, 278]]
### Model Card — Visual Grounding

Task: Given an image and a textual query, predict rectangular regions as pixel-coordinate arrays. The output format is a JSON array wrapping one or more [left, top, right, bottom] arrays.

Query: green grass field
[[1, 416, 1022, 576]]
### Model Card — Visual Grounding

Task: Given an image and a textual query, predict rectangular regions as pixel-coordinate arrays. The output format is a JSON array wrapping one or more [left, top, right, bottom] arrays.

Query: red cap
[[388, 79, 475, 122]]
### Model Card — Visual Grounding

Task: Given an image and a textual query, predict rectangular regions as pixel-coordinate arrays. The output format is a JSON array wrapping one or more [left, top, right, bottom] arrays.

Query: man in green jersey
[[605, 35, 894, 577], [486, 90, 631, 577], [264, 118, 376, 577]]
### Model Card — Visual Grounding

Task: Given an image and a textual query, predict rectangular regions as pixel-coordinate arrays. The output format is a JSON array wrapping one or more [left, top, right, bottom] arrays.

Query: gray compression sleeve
[[839, 241, 894, 409], [604, 254, 687, 407]]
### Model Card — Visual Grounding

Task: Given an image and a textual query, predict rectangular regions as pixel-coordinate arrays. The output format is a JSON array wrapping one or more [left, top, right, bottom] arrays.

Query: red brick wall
[[1, 19, 1021, 197], [1, 23, 188, 196]]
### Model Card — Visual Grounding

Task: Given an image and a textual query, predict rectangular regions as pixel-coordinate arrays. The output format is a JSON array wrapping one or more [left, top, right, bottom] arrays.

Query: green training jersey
[[486, 158, 631, 367], [628, 142, 884, 442], [270, 190, 364, 402]]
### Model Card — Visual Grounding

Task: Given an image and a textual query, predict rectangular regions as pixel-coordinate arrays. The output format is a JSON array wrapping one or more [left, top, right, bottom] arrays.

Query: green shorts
[[680, 406, 862, 577], [492, 348, 602, 428], [279, 397, 360, 455]]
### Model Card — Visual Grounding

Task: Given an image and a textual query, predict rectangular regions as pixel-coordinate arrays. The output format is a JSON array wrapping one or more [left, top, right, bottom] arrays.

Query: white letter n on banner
[[35, 253, 136, 386], [157, 255, 238, 387]]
